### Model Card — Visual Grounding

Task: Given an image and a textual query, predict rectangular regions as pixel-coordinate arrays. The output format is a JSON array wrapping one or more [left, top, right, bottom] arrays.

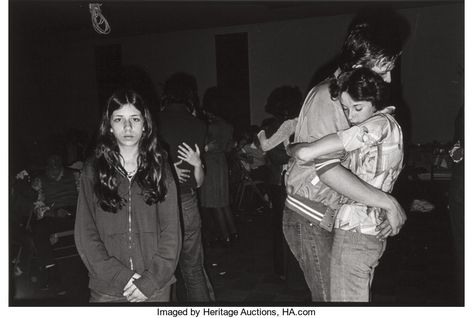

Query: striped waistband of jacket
[[285, 193, 327, 225]]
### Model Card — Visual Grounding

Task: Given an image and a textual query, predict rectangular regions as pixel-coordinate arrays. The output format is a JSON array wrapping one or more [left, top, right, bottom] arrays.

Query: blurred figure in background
[[260, 86, 302, 280], [448, 106, 464, 301], [31, 154, 78, 294], [158, 72, 215, 302], [199, 87, 238, 247], [237, 125, 270, 212]]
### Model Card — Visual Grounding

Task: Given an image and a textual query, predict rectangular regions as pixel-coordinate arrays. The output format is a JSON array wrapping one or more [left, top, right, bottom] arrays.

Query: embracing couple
[[259, 9, 410, 302]]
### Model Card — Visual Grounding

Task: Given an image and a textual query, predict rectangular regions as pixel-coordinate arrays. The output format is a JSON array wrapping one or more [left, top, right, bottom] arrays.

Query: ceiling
[[10, 0, 459, 41]]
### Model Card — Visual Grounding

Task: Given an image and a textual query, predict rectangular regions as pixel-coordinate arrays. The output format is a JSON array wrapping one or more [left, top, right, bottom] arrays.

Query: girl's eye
[[113, 118, 122, 122], [355, 106, 363, 112], [132, 117, 142, 122]]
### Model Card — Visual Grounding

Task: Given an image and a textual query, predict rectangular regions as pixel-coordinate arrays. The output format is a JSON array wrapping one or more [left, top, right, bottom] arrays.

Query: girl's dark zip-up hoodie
[[74, 161, 181, 298]]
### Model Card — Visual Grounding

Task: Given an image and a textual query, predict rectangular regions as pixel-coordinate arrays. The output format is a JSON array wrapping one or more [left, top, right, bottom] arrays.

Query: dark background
[[8, 0, 465, 306], [10, 0, 464, 172]]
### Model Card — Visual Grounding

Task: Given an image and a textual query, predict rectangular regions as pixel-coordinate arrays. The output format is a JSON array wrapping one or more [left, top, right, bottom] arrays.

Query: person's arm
[[194, 162, 204, 188], [258, 118, 298, 152], [288, 133, 343, 162], [319, 166, 406, 238], [74, 167, 135, 290], [131, 165, 182, 300], [177, 142, 204, 188], [315, 116, 406, 237]]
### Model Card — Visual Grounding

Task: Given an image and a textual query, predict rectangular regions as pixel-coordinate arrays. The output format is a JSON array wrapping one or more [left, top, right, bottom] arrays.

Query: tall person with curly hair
[[74, 89, 181, 302]]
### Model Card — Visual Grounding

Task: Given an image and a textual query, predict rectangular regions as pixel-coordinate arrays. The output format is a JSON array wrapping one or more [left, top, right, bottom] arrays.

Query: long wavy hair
[[94, 89, 167, 213], [329, 68, 389, 111]]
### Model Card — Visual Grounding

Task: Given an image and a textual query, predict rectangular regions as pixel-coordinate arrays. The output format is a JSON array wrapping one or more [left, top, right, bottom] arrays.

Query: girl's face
[[340, 91, 376, 125], [110, 104, 144, 149]]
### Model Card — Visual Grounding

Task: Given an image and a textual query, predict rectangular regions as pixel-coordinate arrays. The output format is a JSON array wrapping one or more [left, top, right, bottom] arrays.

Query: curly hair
[[339, 9, 409, 71], [94, 89, 167, 213], [329, 68, 389, 111], [264, 86, 302, 119]]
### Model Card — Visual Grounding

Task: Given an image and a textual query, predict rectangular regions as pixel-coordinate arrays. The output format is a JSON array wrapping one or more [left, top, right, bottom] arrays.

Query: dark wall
[[401, 4, 464, 143], [10, 33, 100, 169], [9, 2, 464, 171]]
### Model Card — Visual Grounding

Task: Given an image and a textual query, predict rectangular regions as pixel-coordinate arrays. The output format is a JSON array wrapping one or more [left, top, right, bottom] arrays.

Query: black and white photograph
[[7, 0, 465, 309]]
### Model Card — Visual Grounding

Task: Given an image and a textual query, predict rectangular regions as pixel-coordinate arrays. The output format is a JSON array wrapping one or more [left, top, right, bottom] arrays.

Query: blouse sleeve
[[133, 162, 182, 296], [337, 115, 389, 152]]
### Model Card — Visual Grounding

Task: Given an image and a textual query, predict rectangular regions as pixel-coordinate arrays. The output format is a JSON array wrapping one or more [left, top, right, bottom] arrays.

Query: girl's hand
[[173, 160, 191, 183], [177, 143, 202, 167], [123, 283, 147, 302], [123, 273, 141, 291], [123, 273, 147, 302]]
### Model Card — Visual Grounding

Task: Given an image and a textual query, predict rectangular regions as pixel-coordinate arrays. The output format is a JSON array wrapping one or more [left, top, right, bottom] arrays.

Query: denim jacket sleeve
[[133, 163, 182, 297], [74, 164, 134, 290]]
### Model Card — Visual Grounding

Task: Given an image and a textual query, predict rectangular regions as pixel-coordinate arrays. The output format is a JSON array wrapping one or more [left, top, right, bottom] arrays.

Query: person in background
[[448, 105, 464, 301], [31, 154, 78, 294], [237, 125, 270, 212], [238, 126, 268, 179], [199, 87, 238, 247], [158, 72, 215, 302], [260, 86, 302, 280], [74, 89, 181, 302]]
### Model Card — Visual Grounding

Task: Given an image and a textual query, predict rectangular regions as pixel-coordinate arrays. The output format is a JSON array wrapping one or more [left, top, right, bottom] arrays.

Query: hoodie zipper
[[128, 179, 133, 271], [117, 168, 135, 271]]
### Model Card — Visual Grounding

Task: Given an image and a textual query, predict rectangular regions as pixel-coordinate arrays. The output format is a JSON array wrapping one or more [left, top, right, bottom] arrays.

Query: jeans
[[282, 207, 333, 302], [330, 229, 386, 302], [89, 286, 171, 303], [178, 191, 215, 302], [268, 184, 287, 277]]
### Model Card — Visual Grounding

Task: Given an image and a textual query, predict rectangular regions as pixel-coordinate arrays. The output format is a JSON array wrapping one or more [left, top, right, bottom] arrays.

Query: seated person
[[238, 126, 267, 179], [30, 154, 79, 292], [237, 127, 270, 210]]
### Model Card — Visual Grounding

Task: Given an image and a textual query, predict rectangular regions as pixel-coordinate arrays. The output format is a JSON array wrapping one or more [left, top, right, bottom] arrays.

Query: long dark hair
[[94, 89, 167, 213], [329, 68, 389, 111]]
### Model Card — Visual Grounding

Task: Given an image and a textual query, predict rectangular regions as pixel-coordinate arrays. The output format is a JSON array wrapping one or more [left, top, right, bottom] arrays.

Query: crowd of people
[[11, 9, 422, 303]]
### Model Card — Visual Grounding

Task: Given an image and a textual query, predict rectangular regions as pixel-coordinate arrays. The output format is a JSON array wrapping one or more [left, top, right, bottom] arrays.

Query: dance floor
[[10, 179, 462, 306]]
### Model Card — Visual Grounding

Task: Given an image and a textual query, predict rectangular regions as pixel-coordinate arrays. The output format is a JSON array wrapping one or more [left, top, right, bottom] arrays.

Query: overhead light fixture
[[89, 3, 111, 35]]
